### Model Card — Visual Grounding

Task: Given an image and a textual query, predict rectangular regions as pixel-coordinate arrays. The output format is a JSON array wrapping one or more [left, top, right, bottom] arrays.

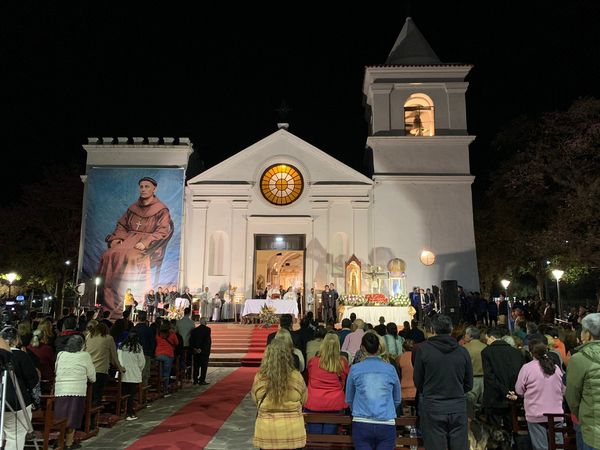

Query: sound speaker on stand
[[440, 280, 461, 324]]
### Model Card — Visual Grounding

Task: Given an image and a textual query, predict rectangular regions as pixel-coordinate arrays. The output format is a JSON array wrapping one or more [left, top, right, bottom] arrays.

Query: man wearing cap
[[98, 177, 173, 319]]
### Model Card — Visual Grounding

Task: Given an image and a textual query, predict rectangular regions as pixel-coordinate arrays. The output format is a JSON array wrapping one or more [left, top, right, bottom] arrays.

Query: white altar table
[[242, 299, 299, 318], [341, 306, 411, 325]]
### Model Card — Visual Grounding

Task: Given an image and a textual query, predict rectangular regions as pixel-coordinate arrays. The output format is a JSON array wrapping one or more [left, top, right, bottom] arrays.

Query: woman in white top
[[54, 334, 96, 449], [117, 330, 146, 420]]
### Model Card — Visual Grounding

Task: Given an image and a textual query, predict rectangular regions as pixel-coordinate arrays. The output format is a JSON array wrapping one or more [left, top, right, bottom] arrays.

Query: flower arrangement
[[339, 293, 412, 307], [259, 304, 278, 328], [339, 294, 366, 306], [388, 293, 411, 307], [166, 305, 185, 320], [365, 293, 388, 305]]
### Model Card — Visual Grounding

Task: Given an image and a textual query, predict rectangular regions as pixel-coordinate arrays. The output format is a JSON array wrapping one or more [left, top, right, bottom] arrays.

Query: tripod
[[0, 365, 40, 450]]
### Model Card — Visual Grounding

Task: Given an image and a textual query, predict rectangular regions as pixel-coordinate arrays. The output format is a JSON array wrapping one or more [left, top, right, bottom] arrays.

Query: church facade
[[79, 18, 479, 311]]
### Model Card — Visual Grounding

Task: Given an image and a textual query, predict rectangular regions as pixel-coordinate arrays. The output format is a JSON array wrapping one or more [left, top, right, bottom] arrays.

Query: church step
[[209, 353, 245, 367], [209, 361, 241, 367], [212, 348, 249, 353], [211, 338, 251, 342]]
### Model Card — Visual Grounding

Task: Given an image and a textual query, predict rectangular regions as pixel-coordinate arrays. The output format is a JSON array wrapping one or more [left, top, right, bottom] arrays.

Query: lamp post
[[552, 269, 564, 320], [500, 279, 511, 331], [6, 272, 17, 298], [94, 277, 101, 306]]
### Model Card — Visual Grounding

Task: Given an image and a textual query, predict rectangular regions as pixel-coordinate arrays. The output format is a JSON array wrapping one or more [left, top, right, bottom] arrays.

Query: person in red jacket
[[155, 323, 178, 395], [304, 332, 349, 434]]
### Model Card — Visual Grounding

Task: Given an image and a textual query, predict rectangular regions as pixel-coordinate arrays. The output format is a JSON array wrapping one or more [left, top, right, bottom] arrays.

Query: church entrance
[[253, 234, 305, 313]]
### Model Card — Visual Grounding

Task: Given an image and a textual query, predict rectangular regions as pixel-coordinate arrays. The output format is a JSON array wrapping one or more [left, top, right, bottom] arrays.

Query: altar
[[242, 299, 299, 318], [341, 306, 411, 326]]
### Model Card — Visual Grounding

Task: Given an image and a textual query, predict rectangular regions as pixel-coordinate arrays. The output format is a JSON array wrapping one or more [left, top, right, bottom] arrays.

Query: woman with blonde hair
[[252, 330, 307, 449], [37, 319, 54, 341], [304, 332, 349, 434]]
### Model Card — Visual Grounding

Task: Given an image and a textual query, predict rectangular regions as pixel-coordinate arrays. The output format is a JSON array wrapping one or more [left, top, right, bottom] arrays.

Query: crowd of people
[[4, 287, 600, 450], [115, 284, 240, 323], [1, 305, 212, 450], [251, 303, 600, 450]]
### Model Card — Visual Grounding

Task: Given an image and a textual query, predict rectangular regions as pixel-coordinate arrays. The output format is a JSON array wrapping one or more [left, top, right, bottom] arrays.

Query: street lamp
[[94, 277, 102, 305], [552, 270, 564, 319], [6, 272, 17, 298], [500, 279, 511, 291]]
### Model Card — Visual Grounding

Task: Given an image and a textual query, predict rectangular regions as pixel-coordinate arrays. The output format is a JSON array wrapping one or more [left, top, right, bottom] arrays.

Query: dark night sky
[[2, 2, 600, 205]]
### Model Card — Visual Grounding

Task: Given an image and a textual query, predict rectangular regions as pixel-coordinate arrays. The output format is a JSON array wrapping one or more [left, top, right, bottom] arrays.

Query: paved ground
[[79, 367, 256, 450], [204, 393, 255, 450]]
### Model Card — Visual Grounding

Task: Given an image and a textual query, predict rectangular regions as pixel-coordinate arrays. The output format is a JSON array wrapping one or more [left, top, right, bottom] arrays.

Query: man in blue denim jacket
[[346, 333, 401, 449]]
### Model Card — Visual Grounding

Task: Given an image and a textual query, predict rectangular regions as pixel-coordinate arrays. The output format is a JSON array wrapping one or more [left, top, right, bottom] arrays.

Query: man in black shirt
[[190, 317, 212, 385], [414, 314, 473, 450]]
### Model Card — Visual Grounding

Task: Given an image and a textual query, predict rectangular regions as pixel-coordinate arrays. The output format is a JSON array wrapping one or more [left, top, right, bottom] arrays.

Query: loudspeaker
[[441, 280, 460, 314], [441, 280, 459, 322]]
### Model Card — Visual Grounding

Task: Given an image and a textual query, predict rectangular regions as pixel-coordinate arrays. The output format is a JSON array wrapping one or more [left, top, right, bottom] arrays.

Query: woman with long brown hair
[[252, 329, 307, 449]]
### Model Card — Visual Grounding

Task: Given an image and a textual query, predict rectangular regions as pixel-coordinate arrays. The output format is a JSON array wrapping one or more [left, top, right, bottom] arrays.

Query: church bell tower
[[363, 17, 480, 292]]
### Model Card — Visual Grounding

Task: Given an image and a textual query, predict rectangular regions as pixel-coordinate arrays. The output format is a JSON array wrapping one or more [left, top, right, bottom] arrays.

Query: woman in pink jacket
[[515, 342, 565, 450]]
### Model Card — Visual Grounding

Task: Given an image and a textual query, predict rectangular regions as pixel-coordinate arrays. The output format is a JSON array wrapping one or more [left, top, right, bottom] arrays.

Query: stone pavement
[[204, 393, 255, 449], [79, 367, 257, 450]]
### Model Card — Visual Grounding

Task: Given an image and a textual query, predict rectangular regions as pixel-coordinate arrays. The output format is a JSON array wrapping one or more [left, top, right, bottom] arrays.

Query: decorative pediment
[[187, 129, 372, 187]]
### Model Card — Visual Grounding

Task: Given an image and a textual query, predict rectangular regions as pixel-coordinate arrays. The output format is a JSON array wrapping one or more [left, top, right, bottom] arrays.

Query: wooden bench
[[148, 359, 165, 399], [31, 395, 67, 450], [510, 400, 529, 435], [77, 383, 103, 439], [180, 348, 193, 383], [99, 371, 129, 426], [303, 413, 423, 449], [135, 383, 150, 412], [545, 413, 577, 450]]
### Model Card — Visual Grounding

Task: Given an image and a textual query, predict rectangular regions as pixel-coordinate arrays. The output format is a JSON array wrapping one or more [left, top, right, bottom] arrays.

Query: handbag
[[256, 388, 268, 418]]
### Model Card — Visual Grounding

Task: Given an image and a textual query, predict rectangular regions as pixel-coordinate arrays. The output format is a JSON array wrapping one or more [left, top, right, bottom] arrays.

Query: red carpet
[[240, 326, 273, 367], [126, 366, 258, 450]]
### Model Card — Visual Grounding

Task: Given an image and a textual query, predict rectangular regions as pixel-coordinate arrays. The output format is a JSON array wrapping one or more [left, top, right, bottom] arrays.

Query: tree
[[0, 164, 83, 298], [476, 98, 600, 300]]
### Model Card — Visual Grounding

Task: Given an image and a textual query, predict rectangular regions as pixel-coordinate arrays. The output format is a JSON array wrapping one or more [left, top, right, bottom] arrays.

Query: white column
[[310, 201, 329, 289], [230, 200, 249, 295], [186, 200, 209, 290]]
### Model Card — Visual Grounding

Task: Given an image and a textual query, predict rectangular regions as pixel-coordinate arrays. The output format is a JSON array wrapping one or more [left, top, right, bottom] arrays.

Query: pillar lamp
[[551, 269, 564, 319], [6, 272, 17, 298], [94, 277, 102, 306]]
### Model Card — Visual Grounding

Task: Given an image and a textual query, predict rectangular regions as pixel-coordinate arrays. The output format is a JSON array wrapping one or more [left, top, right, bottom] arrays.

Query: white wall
[[371, 177, 479, 292]]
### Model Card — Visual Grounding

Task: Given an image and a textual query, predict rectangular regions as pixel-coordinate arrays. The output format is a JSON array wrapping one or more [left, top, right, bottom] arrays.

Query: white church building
[[81, 18, 479, 310]]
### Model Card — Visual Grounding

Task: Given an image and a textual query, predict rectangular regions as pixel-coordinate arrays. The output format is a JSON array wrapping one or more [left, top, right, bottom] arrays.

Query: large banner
[[82, 167, 185, 318]]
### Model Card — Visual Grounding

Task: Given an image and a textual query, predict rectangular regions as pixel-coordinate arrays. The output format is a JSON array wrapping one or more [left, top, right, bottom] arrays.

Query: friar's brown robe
[[98, 195, 172, 319]]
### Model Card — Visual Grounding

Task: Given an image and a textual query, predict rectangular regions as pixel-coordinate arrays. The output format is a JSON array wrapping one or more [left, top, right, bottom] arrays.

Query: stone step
[[208, 361, 241, 367], [212, 348, 249, 353]]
